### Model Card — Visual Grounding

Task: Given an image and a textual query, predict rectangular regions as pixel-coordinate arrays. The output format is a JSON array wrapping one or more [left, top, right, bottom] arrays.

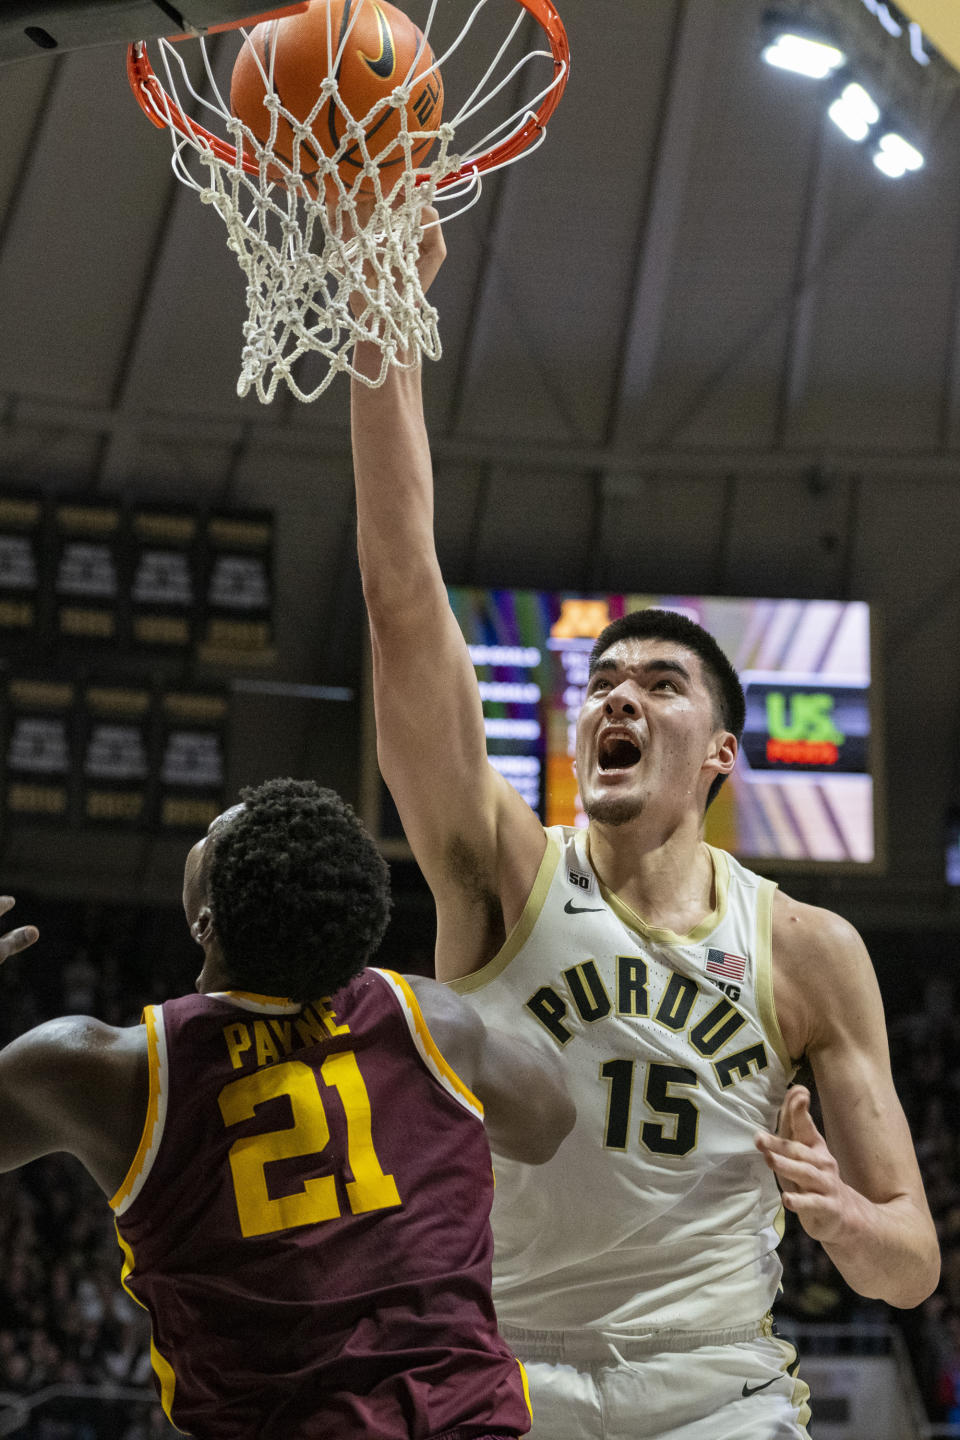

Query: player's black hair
[[588, 608, 745, 809], [206, 778, 391, 1003]]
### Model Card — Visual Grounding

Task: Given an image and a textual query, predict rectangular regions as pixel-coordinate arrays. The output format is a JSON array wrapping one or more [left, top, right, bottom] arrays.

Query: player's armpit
[[768, 898, 940, 1308], [0, 1017, 149, 1197], [407, 975, 575, 1164]]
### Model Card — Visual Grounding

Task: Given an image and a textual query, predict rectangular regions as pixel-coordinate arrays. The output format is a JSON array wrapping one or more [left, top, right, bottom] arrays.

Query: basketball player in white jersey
[[349, 221, 940, 1439]]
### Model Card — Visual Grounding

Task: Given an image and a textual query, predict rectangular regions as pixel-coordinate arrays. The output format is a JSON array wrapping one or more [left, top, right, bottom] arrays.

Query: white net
[[130, 0, 569, 404]]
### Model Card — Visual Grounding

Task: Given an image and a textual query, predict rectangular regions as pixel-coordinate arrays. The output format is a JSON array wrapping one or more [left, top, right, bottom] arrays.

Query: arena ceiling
[[2, 0, 960, 935]]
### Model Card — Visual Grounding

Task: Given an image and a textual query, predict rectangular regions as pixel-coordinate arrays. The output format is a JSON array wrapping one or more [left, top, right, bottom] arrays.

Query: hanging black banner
[[198, 511, 275, 665], [155, 688, 229, 832], [79, 681, 153, 826], [3, 676, 77, 823], [51, 499, 125, 646], [0, 493, 44, 646], [130, 505, 200, 652]]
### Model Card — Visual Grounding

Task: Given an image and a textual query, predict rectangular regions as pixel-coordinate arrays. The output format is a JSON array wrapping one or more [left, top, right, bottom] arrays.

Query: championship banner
[[130, 505, 200, 652], [0, 493, 44, 645], [3, 676, 77, 823], [197, 510, 275, 665], [51, 498, 125, 645], [79, 682, 153, 826], [156, 688, 229, 832]]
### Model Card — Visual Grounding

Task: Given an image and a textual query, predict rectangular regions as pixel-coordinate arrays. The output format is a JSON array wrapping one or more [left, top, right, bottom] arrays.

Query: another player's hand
[[755, 1086, 865, 1247], [0, 896, 39, 965]]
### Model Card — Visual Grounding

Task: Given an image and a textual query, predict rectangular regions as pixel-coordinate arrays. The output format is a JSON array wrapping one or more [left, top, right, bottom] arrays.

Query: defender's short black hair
[[588, 608, 745, 809], [207, 778, 391, 1003]]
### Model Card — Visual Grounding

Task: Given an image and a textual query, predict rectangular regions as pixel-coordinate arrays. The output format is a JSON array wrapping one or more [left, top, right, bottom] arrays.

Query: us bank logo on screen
[[740, 679, 869, 775]]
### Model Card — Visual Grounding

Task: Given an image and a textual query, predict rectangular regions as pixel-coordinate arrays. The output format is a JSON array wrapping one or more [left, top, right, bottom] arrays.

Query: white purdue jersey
[[449, 826, 795, 1336]]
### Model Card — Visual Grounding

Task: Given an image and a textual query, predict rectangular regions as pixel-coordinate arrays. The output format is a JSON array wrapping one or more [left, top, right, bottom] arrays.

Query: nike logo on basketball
[[741, 1376, 779, 1398], [564, 900, 604, 915], [360, 4, 396, 80]]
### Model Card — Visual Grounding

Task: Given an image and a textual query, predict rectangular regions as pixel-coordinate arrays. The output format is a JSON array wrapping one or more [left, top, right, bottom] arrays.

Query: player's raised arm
[[350, 220, 545, 978], [407, 974, 575, 1163], [757, 897, 939, 1309]]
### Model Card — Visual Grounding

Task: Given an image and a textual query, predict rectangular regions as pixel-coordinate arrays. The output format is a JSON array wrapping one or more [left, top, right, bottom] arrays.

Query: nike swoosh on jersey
[[741, 1375, 779, 1398], [359, 3, 396, 80], [563, 900, 604, 915]]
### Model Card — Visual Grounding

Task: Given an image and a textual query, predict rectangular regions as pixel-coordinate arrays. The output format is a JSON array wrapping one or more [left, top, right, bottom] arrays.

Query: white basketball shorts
[[501, 1322, 813, 1440]]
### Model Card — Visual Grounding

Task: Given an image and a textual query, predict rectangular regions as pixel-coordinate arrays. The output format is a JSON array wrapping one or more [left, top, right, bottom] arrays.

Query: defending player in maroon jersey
[[0, 779, 574, 1439], [114, 971, 532, 1437]]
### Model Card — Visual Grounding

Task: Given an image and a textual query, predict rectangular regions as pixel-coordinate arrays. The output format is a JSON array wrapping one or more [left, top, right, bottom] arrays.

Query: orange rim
[[127, 0, 570, 189]]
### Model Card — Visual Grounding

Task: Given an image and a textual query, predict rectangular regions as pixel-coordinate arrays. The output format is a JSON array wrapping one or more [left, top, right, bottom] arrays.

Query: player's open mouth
[[598, 733, 642, 771]]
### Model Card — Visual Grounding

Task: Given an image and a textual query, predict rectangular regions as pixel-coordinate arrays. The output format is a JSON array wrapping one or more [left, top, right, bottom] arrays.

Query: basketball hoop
[[127, 0, 570, 403]]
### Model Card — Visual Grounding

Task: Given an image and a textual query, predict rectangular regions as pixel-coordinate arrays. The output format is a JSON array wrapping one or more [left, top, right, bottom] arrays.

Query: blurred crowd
[[0, 894, 958, 1431], [0, 900, 186, 1437]]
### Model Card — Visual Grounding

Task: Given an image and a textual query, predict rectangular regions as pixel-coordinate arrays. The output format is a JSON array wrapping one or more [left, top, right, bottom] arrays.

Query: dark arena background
[[2, 1, 960, 1436]]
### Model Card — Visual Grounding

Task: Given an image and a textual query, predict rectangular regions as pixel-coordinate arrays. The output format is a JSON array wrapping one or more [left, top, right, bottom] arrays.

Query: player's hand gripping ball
[[230, 0, 444, 193]]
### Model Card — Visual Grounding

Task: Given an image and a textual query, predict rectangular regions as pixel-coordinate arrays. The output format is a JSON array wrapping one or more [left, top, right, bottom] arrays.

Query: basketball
[[230, 0, 444, 192]]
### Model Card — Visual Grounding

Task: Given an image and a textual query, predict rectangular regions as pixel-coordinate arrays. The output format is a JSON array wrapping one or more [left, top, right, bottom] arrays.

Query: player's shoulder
[[771, 893, 878, 1059], [1, 1016, 147, 1127], [772, 890, 875, 1019], [13, 1012, 141, 1057], [772, 889, 866, 966], [10, 1014, 147, 1086], [487, 765, 551, 857]]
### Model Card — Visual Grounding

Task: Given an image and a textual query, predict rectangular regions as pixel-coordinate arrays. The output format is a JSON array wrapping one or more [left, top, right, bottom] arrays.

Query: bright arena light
[[762, 32, 847, 79], [828, 82, 880, 141], [873, 132, 925, 177]]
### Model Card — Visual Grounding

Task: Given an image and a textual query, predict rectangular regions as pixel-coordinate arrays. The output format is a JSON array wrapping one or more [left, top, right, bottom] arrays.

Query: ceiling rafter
[[605, 0, 720, 454]]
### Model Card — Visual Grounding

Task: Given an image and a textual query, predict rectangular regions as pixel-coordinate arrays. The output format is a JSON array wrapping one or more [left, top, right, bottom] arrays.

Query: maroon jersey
[[111, 968, 531, 1440]]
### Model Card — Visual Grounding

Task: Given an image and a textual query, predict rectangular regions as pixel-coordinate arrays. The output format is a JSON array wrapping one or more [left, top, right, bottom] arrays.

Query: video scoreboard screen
[[445, 590, 877, 868]]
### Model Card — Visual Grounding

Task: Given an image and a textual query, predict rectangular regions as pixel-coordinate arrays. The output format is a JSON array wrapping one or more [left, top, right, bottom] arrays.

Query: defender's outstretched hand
[[755, 1085, 866, 1246], [0, 897, 39, 964]]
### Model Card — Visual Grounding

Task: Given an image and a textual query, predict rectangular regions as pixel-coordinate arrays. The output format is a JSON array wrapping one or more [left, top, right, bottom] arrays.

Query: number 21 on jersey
[[218, 1052, 401, 1238]]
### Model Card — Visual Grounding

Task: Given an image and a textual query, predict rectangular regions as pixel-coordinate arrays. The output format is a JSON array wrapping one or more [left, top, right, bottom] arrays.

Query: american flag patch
[[705, 948, 747, 982]]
